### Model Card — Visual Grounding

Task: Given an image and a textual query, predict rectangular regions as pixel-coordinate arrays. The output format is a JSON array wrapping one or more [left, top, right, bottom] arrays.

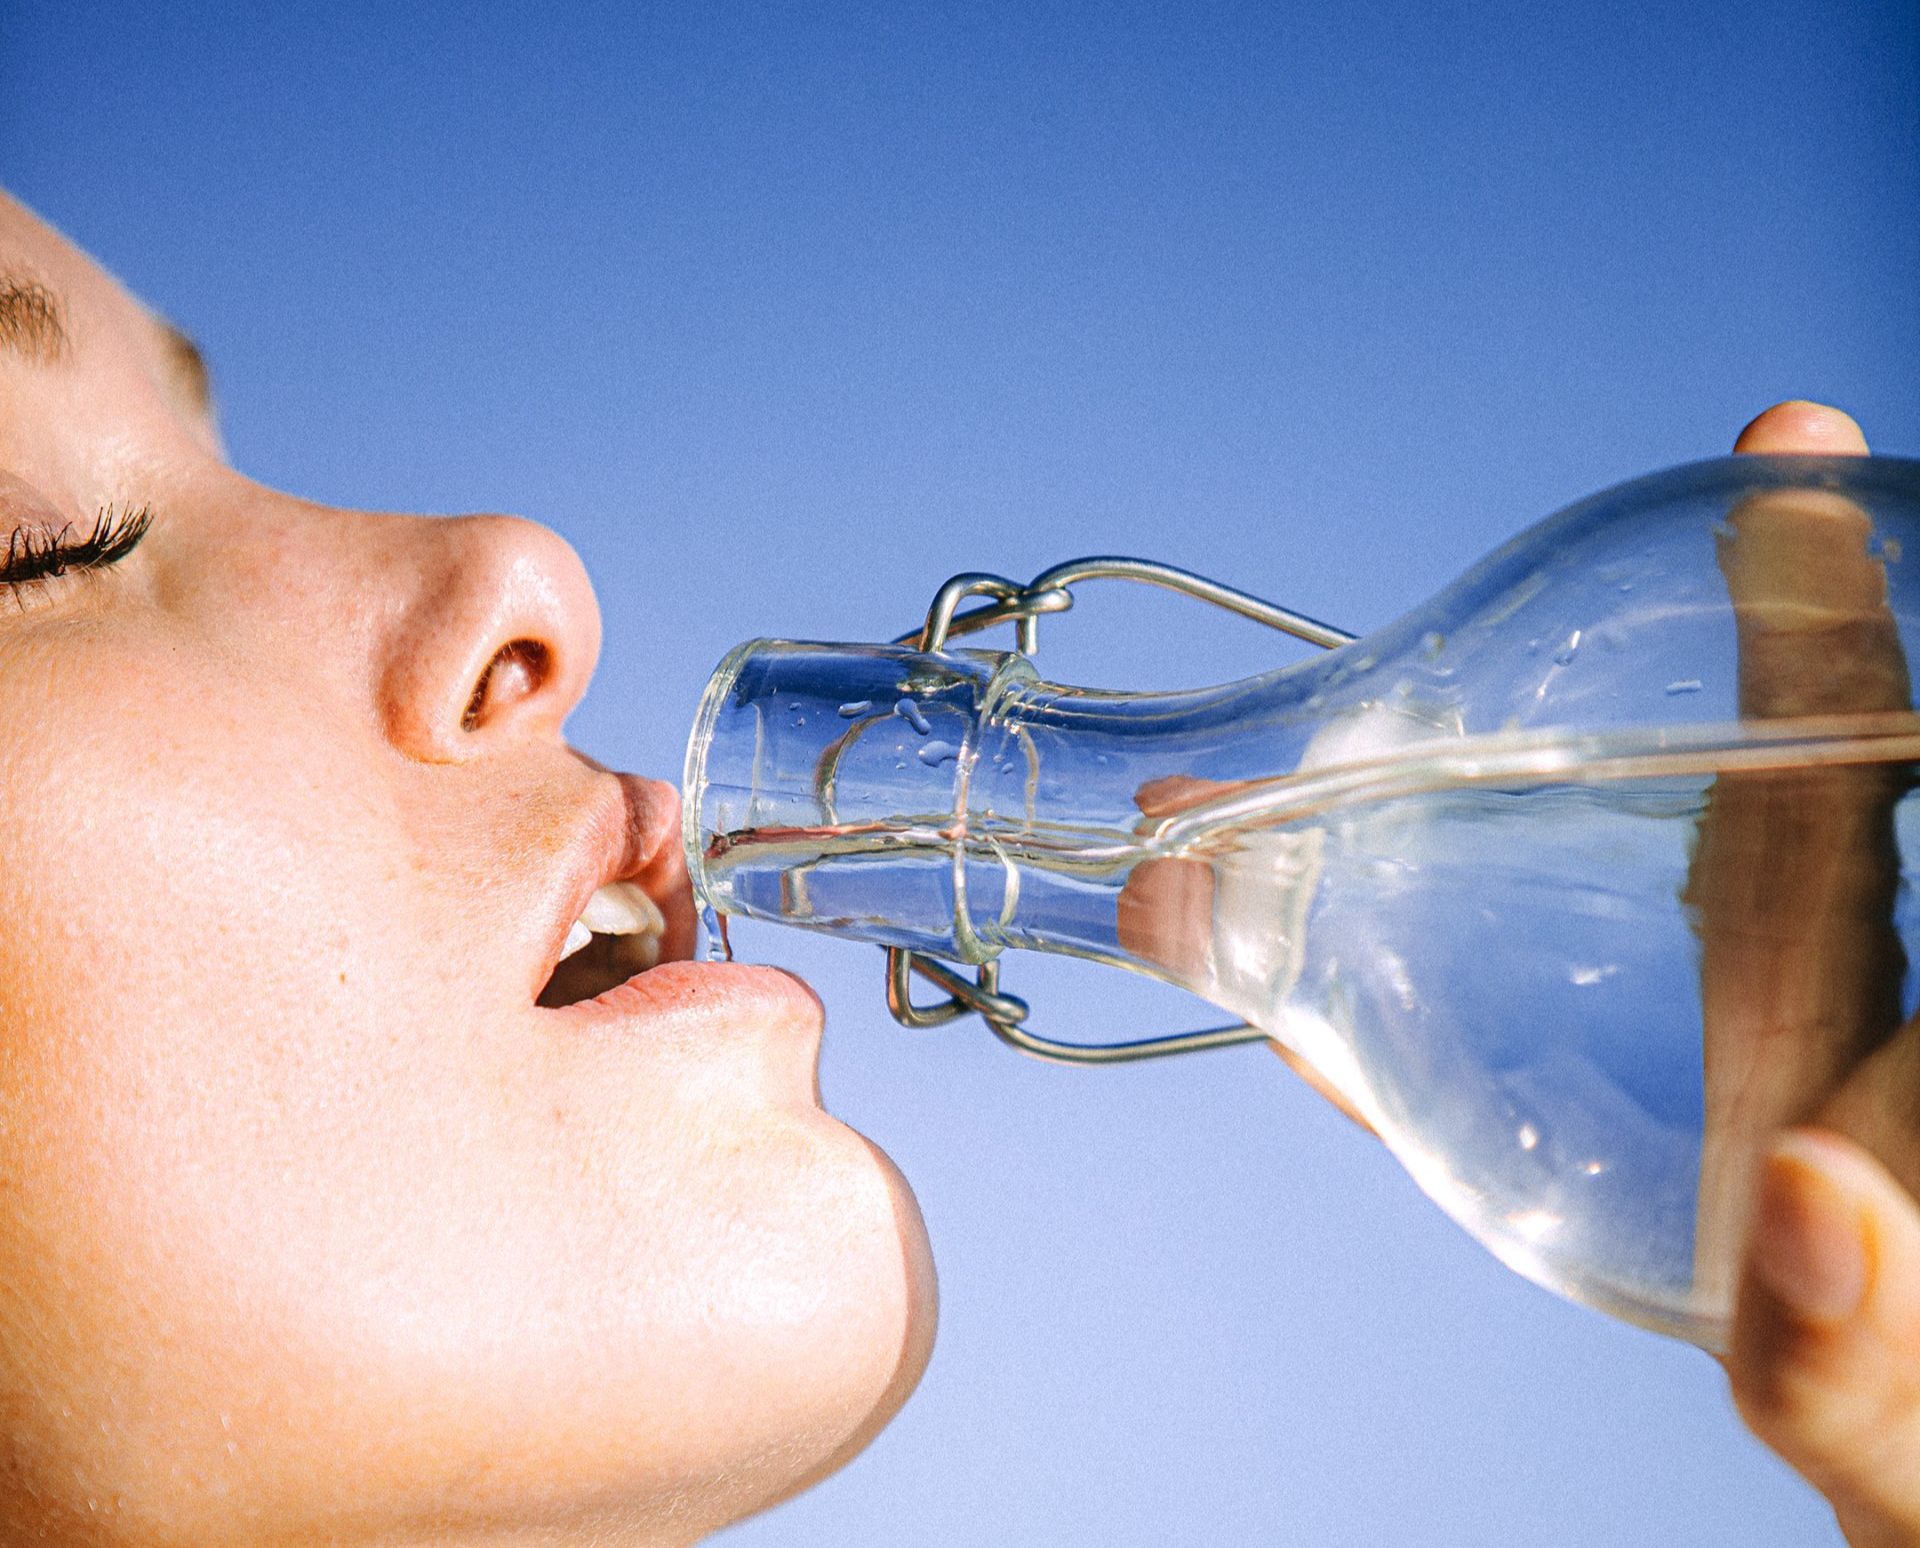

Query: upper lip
[[535, 771, 698, 1001]]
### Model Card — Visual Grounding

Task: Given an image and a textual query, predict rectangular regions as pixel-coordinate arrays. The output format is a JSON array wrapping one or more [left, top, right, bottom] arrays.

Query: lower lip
[[548, 958, 827, 1048]]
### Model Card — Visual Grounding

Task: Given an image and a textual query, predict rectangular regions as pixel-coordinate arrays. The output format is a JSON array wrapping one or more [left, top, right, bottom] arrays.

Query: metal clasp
[[884, 555, 1356, 1066]]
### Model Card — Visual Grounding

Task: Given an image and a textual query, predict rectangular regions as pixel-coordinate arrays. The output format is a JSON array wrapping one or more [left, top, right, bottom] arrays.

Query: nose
[[374, 512, 602, 762]]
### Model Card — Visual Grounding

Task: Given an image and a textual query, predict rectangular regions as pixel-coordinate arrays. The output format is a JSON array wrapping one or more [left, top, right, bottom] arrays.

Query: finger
[[1729, 1129, 1920, 1543], [1721, 399, 1893, 722], [1686, 402, 1906, 1306], [1133, 773, 1238, 820], [1115, 855, 1216, 984], [1113, 853, 1375, 1134], [1734, 400, 1870, 456], [1122, 775, 1376, 1133], [1269, 1042, 1376, 1134]]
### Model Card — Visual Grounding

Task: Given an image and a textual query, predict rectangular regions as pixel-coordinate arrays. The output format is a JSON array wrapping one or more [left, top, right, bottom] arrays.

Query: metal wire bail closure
[[883, 555, 1357, 1066]]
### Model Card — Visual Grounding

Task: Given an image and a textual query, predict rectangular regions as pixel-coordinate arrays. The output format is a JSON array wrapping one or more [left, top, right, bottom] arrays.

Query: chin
[[600, 1118, 939, 1541], [740, 1116, 939, 1501], [808, 1126, 938, 1461]]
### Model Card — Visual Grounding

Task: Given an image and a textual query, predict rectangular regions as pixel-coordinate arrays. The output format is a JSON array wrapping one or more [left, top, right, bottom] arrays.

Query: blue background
[[6, 3, 1915, 1542]]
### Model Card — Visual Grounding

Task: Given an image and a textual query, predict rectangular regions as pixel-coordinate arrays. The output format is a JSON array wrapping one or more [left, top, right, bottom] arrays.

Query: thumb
[[1728, 1129, 1920, 1544]]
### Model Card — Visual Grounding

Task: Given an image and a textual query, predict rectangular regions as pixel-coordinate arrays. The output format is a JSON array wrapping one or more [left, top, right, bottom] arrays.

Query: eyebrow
[[0, 269, 214, 416], [0, 274, 69, 361]]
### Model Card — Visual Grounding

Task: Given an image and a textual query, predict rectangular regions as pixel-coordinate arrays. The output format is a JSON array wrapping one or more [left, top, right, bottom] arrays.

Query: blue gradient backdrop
[[7, 3, 1916, 1543]]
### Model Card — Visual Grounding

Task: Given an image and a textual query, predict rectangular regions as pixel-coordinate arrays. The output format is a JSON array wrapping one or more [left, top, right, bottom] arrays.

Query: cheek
[[0, 628, 525, 1514], [0, 630, 445, 1434]]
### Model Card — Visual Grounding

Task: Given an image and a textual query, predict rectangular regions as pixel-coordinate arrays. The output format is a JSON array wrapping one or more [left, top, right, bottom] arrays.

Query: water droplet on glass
[[838, 700, 874, 718], [917, 739, 958, 767], [895, 698, 932, 735], [1664, 678, 1703, 696]]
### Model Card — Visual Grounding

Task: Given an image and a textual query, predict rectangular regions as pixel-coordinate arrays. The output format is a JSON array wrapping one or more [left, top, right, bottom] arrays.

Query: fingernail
[[1751, 1133, 1870, 1324]]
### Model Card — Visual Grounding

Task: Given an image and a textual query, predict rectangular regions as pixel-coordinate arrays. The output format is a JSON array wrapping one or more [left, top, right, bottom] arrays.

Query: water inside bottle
[[697, 718, 1920, 1342]]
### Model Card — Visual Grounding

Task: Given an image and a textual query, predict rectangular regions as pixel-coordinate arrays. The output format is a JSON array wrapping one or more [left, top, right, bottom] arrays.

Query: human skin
[[0, 190, 934, 1546]]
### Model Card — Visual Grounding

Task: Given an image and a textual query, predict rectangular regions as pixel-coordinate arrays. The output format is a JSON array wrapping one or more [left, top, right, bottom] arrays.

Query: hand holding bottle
[[1107, 400, 1920, 1541], [684, 397, 1920, 1537], [1710, 401, 1920, 1546]]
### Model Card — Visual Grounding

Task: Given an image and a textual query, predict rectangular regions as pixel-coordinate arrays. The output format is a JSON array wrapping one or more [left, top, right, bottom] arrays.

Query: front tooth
[[578, 880, 666, 939], [561, 919, 593, 960]]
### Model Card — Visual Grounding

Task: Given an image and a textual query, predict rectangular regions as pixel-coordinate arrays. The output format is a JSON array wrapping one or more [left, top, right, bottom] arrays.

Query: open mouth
[[537, 880, 673, 1007]]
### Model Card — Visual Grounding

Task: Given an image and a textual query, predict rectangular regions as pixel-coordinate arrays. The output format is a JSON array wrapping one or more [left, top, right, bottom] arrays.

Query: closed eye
[[1, 503, 154, 606]]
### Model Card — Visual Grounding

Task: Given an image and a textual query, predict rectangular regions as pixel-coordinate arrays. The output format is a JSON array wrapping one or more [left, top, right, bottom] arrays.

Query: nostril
[[462, 638, 552, 732]]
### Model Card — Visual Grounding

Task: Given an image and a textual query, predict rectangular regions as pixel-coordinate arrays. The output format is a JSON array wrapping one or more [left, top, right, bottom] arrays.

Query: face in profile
[[0, 191, 934, 1545]]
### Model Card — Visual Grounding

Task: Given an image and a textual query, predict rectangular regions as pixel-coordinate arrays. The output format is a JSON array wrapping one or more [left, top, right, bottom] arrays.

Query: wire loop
[[882, 556, 1356, 1065]]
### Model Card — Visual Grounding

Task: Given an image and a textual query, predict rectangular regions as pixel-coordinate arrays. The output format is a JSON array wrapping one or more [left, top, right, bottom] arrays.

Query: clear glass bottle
[[684, 453, 1920, 1348]]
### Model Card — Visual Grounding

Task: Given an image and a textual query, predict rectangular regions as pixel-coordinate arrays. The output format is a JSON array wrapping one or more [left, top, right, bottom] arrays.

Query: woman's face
[[0, 193, 933, 1545]]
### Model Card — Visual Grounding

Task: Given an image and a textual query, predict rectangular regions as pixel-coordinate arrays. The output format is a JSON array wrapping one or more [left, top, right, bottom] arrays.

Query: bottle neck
[[685, 640, 1018, 961], [684, 639, 1335, 995]]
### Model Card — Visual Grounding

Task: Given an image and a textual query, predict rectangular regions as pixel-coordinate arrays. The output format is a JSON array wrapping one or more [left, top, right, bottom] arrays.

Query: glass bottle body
[[686, 454, 1920, 1347]]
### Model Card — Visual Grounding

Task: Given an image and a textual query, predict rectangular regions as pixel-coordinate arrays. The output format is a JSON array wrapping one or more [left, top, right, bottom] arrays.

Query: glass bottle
[[683, 453, 1920, 1348]]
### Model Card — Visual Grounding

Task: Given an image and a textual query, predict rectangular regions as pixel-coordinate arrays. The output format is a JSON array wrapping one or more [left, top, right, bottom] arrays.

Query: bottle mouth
[[681, 637, 762, 918], [680, 638, 1026, 961]]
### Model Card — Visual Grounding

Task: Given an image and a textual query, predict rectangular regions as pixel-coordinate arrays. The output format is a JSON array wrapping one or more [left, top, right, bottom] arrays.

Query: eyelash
[[0, 504, 155, 604]]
